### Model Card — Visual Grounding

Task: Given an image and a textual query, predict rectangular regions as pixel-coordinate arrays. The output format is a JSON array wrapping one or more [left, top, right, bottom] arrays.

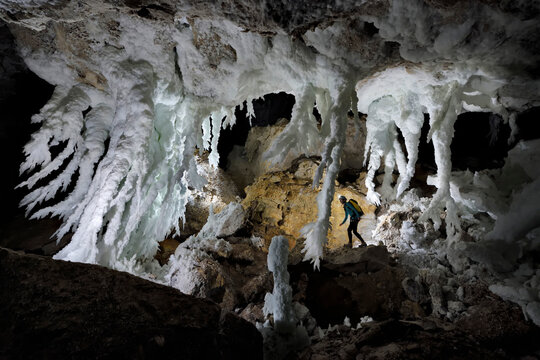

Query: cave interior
[[1, 1, 540, 359]]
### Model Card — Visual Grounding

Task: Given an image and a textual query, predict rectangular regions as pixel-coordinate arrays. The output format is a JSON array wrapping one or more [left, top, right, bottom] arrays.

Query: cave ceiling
[[1, 0, 539, 268]]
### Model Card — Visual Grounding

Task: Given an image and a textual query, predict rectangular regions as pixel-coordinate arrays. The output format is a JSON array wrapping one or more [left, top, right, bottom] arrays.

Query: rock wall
[[178, 155, 241, 239], [226, 118, 291, 191], [226, 113, 368, 193]]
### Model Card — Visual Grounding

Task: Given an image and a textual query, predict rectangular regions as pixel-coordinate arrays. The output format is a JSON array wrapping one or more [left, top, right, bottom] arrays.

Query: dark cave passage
[[417, 111, 537, 173], [288, 246, 407, 328], [514, 106, 540, 143], [217, 92, 296, 169], [0, 25, 62, 255], [0, 27, 55, 225], [451, 112, 511, 171]]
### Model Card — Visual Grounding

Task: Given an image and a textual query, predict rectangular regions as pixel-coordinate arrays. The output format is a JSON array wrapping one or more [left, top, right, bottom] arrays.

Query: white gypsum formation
[[263, 235, 296, 333], [7, 0, 539, 274], [14, 14, 362, 270], [355, 65, 528, 240], [261, 236, 309, 359], [300, 83, 353, 269]]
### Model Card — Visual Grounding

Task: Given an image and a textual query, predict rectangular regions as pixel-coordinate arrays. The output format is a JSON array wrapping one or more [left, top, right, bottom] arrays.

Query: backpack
[[348, 199, 364, 216]]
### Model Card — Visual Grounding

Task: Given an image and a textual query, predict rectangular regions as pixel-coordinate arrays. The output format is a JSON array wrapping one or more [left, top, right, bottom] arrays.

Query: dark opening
[[383, 41, 400, 57], [514, 106, 540, 143], [363, 22, 379, 37], [217, 92, 295, 169], [451, 112, 511, 171], [136, 7, 151, 18], [417, 114, 436, 172], [312, 106, 322, 126], [0, 24, 66, 254], [0, 37, 55, 226], [337, 169, 361, 185]]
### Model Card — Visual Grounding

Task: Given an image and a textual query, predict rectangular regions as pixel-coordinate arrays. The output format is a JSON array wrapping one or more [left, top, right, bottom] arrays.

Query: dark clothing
[[347, 217, 364, 245], [340, 200, 366, 246]]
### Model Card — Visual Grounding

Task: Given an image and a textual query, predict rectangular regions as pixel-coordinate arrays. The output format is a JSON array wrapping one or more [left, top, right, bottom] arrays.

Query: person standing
[[338, 195, 367, 248]]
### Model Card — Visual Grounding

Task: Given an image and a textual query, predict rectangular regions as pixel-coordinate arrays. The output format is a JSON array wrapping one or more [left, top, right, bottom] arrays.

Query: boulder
[[0, 247, 262, 359], [226, 118, 292, 191], [401, 277, 428, 304], [179, 157, 242, 240], [0, 215, 71, 256], [167, 238, 272, 312]]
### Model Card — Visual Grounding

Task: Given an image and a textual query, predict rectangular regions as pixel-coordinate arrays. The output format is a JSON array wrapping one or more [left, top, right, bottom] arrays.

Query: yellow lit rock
[[242, 158, 377, 250]]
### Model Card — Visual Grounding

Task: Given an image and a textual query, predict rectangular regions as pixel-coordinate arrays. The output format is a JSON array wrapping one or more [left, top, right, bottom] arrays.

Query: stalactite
[[301, 84, 352, 269]]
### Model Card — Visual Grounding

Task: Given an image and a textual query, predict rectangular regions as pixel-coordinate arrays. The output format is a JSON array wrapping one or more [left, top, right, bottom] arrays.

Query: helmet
[[338, 195, 346, 201]]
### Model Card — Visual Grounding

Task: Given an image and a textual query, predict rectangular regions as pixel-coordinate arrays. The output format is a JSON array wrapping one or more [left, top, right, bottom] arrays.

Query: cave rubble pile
[[287, 245, 539, 359], [299, 315, 535, 360], [369, 138, 540, 327]]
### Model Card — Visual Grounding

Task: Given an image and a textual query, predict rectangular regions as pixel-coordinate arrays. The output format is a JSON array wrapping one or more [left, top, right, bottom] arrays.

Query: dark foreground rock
[[0, 215, 71, 256], [289, 245, 406, 327], [299, 315, 540, 360], [287, 245, 540, 359], [0, 247, 262, 360]]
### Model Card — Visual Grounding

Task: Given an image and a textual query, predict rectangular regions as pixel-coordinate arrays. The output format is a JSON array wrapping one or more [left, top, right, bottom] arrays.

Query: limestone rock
[[0, 247, 262, 359], [429, 283, 447, 316], [526, 302, 540, 327], [198, 202, 246, 239], [226, 118, 294, 191], [179, 157, 241, 240], [341, 114, 367, 170], [447, 300, 466, 314], [455, 283, 537, 344], [324, 245, 391, 273], [401, 277, 428, 304], [227, 114, 369, 193], [155, 237, 181, 265], [239, 302, 265, 324], [373, 207, 440, 250], [168, 239, 272, 312]]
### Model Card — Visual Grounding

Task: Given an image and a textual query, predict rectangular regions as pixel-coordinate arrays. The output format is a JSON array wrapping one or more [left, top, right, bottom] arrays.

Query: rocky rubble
[[288, 245, 540, 360], [157, 203, 540, 359], [2, 206, 539, 360], [298, 316, 537, 360]]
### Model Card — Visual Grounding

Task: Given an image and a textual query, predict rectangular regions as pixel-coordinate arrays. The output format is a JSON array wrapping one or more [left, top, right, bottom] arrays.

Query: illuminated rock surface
[[242, 158, 377, 248]]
